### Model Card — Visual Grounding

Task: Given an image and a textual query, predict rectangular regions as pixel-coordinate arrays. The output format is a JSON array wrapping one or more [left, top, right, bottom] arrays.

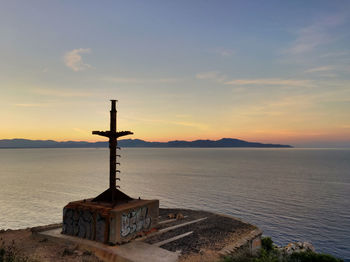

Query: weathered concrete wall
[[62, 207, 107, 242], [249, 234, 262, 256], [110, 200, 159, 244], [219, 228, 262, 257], [62, 199, 159, 244]]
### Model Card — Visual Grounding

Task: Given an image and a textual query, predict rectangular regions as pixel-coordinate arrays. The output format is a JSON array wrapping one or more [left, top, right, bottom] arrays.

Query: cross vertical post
[[109, 100, 117, 201], [92, 100, 133, 204]]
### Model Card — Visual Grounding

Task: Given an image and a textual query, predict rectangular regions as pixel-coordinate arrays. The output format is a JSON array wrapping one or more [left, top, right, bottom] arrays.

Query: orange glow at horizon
[[1, 127, 349, 147]]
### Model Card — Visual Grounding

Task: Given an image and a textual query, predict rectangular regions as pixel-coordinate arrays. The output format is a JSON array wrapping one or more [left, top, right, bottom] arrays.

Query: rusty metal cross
[[92, 100, 133, 204]]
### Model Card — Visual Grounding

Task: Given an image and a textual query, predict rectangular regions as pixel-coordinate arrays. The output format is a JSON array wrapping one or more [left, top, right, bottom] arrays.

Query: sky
[[1, 1, 350, 147]]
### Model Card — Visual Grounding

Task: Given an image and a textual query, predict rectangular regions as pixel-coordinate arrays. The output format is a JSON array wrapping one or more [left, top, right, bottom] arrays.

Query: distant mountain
[[0, 138, 292, 148]]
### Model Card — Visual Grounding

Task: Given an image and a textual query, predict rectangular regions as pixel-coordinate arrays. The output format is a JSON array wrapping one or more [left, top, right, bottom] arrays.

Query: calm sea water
[[0, 148, 349, 260]]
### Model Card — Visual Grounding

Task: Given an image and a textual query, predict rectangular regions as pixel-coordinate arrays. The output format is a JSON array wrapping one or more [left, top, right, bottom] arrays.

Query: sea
[[0, 148, 349, 260]]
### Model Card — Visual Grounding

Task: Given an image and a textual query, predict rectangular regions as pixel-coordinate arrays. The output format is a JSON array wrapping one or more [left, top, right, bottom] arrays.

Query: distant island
[[0, 138, 292, 148]]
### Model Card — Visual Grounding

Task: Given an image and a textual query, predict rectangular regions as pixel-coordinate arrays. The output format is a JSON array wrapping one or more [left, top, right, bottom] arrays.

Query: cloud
[[172, 121, 208, 130], [215, 48, 235, 57], [64, 48, 92, 71], [122, 115, 208, 130], [196, 73, 314, 88], [73, 127, 90, 135], [196, 71, 220, 80], [304, 65, 350, 77], [224, 78, 313, 87], [175, 114, 191, 118], [284, 15, 346, 55], [103, 77, 180, 84], [320, 51, 350, 58], [195, 71, 226, 83], [305, 66, 333, 73], [31, 88, 93, 97], [13, 103, 49, 107]]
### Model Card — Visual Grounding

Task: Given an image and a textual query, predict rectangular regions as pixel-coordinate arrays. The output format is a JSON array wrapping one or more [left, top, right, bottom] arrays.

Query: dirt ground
[[0, 224, 102, 262]]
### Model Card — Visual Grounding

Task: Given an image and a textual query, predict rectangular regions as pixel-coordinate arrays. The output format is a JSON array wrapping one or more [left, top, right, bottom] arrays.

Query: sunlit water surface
[[0, 148, 349, 260]]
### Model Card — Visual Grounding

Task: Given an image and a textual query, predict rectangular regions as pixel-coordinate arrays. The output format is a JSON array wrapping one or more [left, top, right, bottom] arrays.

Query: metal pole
[[110, 100, 117, 201]]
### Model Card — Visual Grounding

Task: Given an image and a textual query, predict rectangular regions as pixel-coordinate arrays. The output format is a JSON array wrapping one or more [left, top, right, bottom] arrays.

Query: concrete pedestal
[[62, 199, 159, 244]]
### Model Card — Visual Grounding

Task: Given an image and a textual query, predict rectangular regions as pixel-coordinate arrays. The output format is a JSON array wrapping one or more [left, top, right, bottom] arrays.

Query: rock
[[39, 238, 48, 243], [176, 213, 184, 220], [74, 250, 84, 256], [62, 247, 74, 256], [302, 242, 315, 252], [168, 213, 176, 219], [280, 241, 315, 255], [83, 250, 93, 256]]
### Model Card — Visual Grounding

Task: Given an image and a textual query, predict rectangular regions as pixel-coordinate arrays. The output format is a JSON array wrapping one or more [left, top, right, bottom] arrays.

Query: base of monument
[[62, 198, 159, 244], [34, 208, 261, 262]]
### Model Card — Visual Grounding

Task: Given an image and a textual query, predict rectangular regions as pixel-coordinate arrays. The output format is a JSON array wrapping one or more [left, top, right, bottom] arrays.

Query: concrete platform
[[40, 228, 178, 262], [38, 208, 262, 262]]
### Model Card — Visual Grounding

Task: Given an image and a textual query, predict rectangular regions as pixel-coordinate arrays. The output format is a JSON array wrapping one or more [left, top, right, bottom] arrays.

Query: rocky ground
[[152, 209, 256, 255], [0, 224, 102, 262]]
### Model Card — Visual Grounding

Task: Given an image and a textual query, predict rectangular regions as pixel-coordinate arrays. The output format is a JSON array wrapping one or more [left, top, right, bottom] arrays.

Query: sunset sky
[[1, 1, 350, 147]]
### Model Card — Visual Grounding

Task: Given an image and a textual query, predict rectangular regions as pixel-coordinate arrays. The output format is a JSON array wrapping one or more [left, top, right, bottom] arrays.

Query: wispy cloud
[[123, 115, 208, 130], [320, 51, 350, 58], [175, 114, 191, 118], [284, 15, 346, 55], [104, 76, 180, 84], [305, 66, 333, 73], [172, 121, 208, 130], [13, 103, 49, 107], [64, 48, 92, 71], [195, 71, 226, 83], [215, 48, 235, 57], [196, 71, 220, 80], [31, 88, 93, 97], [224, 78, 314, 87], [304, 65, 350, 77], [73, 127, 90, 135]]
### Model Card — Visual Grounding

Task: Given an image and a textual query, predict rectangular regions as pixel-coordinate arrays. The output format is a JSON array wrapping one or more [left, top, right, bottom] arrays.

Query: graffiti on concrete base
[[63, 208, 106, 241], [121, 206, 151, 237]]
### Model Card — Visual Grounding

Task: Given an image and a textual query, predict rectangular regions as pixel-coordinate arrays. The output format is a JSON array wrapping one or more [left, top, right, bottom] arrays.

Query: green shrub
[[252, 248, 280, 262], [261, 237, 274, 252]]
